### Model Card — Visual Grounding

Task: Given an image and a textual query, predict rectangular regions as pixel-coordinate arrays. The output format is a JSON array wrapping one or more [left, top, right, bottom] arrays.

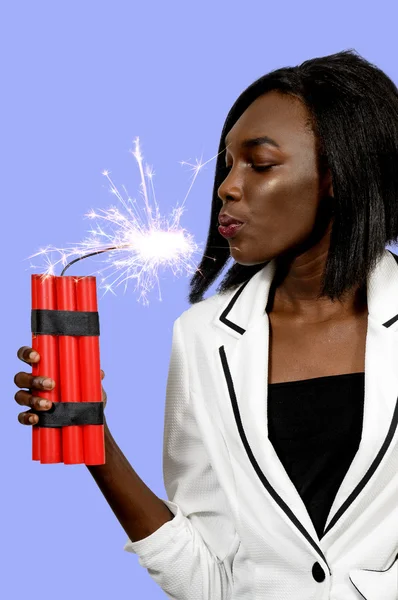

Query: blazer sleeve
[[123, 315, 241, 599]]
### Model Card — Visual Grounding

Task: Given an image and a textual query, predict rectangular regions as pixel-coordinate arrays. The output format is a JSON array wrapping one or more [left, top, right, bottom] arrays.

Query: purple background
[[3, 1, 398, 598]]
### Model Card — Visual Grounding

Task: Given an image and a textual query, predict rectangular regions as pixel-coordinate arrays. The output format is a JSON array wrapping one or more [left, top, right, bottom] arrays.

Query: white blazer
[[124, 248, 398, 600]]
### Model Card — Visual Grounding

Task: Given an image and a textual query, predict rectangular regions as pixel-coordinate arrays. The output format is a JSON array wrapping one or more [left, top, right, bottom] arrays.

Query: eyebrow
[[224, 135, 281, 150]]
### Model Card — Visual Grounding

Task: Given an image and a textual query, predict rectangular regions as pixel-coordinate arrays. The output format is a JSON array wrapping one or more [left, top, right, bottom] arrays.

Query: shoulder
[[176, 287, 237, 333]]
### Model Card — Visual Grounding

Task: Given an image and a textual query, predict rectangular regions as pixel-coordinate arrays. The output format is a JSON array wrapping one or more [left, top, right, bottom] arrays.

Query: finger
[[17, 346, 40, 364], [18, 410, 39, 426], [14, 371, 55, 391], [15, 389, 52, 411], [100, 370, 105, 380]]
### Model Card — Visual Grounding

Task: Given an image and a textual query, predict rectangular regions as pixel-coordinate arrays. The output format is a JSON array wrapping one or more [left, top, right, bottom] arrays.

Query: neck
[[267, 249, 367, 324]]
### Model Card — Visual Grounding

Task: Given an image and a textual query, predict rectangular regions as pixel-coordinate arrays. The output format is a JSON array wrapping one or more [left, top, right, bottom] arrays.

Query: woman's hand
[[14, 346, 107, 425]]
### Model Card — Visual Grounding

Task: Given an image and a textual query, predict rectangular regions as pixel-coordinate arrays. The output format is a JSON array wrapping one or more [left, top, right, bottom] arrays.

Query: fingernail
[[42, 378, 54, 389], [39, 399, 50, 408], [29, 351, 38, 361]]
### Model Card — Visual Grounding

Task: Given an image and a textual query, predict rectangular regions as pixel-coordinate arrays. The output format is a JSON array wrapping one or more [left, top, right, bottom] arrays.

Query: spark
[[27, 137, 225, 305]]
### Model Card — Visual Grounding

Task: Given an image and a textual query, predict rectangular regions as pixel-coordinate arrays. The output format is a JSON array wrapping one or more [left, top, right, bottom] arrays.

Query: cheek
[[249, 167, 320, 220]]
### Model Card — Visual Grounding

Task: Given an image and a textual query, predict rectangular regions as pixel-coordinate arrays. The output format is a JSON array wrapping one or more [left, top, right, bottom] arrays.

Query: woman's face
[[217, 90, 333, 266]]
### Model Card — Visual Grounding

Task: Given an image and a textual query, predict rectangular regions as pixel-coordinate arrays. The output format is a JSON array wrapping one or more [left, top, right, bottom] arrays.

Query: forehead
[[225, 91, 313, 148]]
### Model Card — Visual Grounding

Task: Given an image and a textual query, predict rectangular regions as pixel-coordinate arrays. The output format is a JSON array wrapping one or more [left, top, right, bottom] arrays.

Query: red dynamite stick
[[32, 275, 62, 463], [56, 276, 85, 464], [75, 276, 105, 465]]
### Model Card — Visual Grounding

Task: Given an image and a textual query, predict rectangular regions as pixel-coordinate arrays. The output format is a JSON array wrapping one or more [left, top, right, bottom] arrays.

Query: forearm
[[87, 419, 175, 542]]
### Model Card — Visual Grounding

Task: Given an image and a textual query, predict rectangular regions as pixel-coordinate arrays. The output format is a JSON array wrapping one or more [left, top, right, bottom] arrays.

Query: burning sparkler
[[27, 137, 224, 305]]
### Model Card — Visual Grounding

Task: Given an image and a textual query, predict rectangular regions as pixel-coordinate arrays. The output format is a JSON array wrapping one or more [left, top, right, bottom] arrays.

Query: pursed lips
[[218, 213, 245, 226]]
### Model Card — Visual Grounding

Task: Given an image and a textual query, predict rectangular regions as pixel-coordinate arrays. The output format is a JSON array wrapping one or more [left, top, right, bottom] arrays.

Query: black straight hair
[[187, 49, 398, 305]]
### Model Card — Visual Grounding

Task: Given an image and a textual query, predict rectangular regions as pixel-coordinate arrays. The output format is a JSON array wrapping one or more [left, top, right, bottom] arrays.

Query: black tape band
[[31, 309, 100, 336], [31, 402, 104, 427]]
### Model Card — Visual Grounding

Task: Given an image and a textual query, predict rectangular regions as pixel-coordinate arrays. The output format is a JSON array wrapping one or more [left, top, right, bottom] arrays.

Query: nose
[[217, 169, 242, 204]]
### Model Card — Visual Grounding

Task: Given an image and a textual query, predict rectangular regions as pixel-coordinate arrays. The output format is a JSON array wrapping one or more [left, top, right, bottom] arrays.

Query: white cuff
[[123, 500, 186, 559]]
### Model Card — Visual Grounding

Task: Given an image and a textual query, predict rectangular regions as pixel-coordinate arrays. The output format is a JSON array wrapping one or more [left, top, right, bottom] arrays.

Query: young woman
[[14, 49, 398, 599]]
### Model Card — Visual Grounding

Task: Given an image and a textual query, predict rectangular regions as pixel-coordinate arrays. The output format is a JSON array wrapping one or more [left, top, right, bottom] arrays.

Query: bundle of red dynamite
[[30, 274, 105, 465]]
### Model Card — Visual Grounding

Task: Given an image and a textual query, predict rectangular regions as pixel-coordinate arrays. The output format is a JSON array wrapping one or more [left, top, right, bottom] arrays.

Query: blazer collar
[[212, 248, 398, 337]]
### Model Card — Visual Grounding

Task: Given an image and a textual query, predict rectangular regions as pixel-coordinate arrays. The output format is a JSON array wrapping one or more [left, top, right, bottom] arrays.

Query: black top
[[267, 372, 365, 539]]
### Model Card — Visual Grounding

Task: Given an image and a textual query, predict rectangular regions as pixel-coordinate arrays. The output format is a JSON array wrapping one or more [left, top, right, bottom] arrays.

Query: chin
[[229, 246, 272, 267], [232, 255, 272, 267]]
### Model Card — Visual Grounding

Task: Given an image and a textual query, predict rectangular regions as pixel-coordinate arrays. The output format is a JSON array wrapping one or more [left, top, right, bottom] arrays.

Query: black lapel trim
[[219, 280, 250, 335], [383, 313, 398, 327]]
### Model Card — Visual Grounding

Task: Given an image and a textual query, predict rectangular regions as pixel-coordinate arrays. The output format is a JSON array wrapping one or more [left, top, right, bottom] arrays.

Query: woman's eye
[[249, 163, 274, 172], [222, 164, 274, 173]]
